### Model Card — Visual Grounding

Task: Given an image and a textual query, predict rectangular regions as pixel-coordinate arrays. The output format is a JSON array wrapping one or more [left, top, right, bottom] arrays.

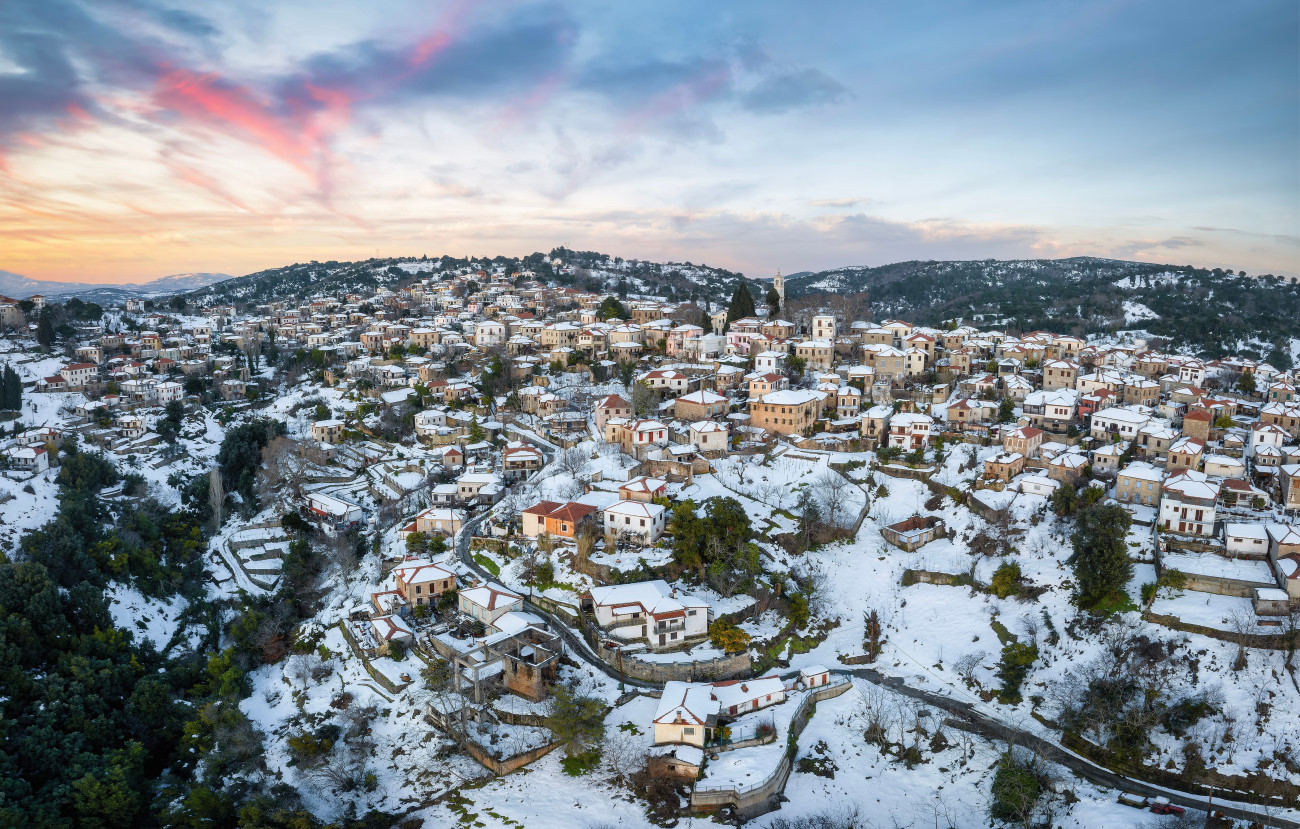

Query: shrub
[[990, 561, 1022, 599], [709, 619, 751, 654], [990, 749, 1044, 824], [995, 642, 1038, 704], [1140, 582, 1157, 606]]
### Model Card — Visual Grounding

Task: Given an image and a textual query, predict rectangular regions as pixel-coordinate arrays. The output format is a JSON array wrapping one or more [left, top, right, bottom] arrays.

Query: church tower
[[773, 269, 785, 307]]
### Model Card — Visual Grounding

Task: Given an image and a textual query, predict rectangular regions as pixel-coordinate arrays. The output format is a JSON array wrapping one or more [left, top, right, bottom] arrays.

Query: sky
[[0, 0, 1297, 284]]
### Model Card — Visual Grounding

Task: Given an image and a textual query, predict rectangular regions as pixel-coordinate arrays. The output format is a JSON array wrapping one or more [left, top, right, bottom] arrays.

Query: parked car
[[1150, 798, 1185, 816]]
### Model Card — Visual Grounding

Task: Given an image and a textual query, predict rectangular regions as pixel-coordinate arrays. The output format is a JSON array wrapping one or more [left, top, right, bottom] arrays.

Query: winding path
[[839, 666, 1299, 829]]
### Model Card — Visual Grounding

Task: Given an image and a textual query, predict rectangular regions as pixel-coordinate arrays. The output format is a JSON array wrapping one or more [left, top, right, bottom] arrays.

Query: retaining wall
[[690, 677, 852, 816], [1143, 611, 1295, 650], [465, 739, 562, 775]]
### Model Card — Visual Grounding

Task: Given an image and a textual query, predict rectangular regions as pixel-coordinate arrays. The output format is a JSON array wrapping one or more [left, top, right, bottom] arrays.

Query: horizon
[[2, 1, 1297, 284]]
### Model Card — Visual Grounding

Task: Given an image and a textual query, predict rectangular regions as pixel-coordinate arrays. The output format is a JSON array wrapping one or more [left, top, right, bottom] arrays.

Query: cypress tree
[[1067, 502, 1133, 609], [2, 364, 19, 411], [725, 283, 756, 325], [36, 310, 55, 349]]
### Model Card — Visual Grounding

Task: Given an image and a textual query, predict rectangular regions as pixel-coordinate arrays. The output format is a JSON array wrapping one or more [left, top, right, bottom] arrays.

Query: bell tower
[[773, 269, 785, 308]]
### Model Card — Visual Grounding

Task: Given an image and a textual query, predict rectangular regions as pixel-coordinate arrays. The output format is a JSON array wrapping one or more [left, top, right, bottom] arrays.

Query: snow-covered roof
[[759, 389, 822, 406], [654, 681, 719, 726], [604, 500, 666, 519], [460, 583, 523, 611]]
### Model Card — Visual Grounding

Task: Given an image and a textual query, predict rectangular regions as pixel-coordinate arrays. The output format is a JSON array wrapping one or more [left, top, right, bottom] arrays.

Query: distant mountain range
[[0, 270, 231, 301]]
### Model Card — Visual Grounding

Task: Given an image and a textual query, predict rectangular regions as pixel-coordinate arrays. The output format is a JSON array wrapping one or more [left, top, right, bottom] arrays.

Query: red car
[[1151, 802, 1186, 816]]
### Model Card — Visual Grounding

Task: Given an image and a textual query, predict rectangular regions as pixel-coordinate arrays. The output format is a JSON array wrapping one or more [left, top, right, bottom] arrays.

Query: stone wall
[[1143, 611, 1294, 650], [593, 637, 752, 684], [465, 739, 563, 776], [900, 568, 969, 587], [875, 463, 934, 481], [468, 536, 512, 555]]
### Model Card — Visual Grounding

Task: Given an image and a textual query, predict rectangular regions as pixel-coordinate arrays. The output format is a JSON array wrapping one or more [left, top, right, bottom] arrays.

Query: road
[[839, 666, 1299, 829]]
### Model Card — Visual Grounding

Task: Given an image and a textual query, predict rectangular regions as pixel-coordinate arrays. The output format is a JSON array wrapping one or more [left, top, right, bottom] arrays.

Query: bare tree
[[954, 650, 986, 687], [792, 560, 831, 617], [817, 470, 856, 531], [322, 532, 360, 590], [630, 381, 661, 417], [257, 435, 309, 503], [557, 446, 590, 477], [600, 729, 644, 785]]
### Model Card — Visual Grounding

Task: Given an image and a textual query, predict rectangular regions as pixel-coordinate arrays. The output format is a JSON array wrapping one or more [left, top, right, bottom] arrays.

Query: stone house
[[881, 515, 945, 551]]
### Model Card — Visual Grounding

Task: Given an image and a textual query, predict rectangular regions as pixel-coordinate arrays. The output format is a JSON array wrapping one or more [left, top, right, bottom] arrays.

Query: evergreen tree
[[36, 309, 55, 349], [1067, 503, 1133, 609], [1, 364, 20, 411], [597, 296, 628, 320], [998, 398, 1015, 423], [725, 283, 756, 326], [765, 286, 780, 317]]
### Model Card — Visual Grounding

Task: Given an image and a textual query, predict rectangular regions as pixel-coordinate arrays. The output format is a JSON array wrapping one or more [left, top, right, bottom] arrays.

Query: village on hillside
[[1, 258, 1298, 828]]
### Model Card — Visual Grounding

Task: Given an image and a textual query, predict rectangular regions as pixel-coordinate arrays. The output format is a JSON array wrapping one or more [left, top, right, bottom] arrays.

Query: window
[[683, 727, 694, 735]]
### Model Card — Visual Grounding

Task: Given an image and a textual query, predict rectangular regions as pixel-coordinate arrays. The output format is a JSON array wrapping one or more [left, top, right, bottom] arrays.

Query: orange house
[[521, 500, 598, 539]]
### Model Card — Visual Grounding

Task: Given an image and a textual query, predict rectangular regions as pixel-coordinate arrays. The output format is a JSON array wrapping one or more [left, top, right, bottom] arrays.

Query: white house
[[473, 321, 507, 347], [1225, 523, 1269, 558], [652, 675, 788, 747], [1090, 406, 1151, 441], [305, 492, 365, 529], [603, 500, 668, 544], [1249, 422, 1289, 459], [689, 420, 728, 453], [156, 381, 184, 404], [458, 583, 524, 629], [585, 580, 710, 649], [5, 446, 49, 473], [886, 412, 934, 450], [754, 350, 785, 373], [1159, 470, 1219, 537]]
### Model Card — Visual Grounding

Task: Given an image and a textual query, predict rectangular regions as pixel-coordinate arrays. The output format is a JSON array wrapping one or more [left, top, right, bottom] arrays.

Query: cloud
[[0, 29, 90, 144], [1110, 236, 1206, 258], [283, 7, 577, 107], [739, 67, 848, 113], [810, 197, 872, 208]]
